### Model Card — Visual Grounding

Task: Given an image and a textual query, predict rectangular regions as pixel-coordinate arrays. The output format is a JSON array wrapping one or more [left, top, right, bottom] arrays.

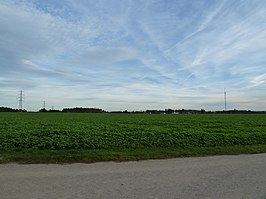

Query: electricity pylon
[[224, 88, 227, 111], [18, 90, 24, 111]]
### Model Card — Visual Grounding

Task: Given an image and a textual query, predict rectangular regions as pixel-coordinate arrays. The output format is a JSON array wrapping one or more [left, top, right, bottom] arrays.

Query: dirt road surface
[[1, 153, 266, 199]]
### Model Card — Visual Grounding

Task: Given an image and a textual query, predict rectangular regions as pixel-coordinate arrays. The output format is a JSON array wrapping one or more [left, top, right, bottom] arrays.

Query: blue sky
[[0, 0, 266, 111]]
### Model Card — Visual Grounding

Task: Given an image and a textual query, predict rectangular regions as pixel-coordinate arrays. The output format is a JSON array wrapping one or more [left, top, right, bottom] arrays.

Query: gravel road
[[1, 153, 266, 199]]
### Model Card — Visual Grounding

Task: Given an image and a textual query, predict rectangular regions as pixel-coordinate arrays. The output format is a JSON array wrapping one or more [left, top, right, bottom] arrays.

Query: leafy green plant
[[0, 113, 266, 152]]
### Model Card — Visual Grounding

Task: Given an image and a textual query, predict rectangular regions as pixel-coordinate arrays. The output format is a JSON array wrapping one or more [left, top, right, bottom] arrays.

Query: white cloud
[[0, 0, 266, 111], [72, 47, 137, 65], [251, 73, 266, 86]]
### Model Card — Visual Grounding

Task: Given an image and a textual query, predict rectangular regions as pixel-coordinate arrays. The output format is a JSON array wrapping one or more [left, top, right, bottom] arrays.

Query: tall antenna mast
[[18, 90, 24, 111], [224, 88, 227, 111], [43, 101, 46, 109]]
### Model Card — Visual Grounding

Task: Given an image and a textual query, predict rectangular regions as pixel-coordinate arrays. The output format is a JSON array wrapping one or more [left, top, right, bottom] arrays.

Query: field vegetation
[[0, 112, 266, 163]]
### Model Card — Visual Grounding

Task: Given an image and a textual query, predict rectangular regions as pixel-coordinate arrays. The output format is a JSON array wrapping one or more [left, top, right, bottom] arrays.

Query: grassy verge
[[1, 145, 266, 164]]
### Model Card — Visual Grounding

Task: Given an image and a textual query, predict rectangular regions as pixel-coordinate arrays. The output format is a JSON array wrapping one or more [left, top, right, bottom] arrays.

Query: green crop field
[[0, 112, 266, 163]]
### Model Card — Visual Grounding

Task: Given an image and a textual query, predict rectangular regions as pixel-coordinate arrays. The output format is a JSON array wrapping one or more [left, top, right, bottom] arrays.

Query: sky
[[0, 0, 266, 111]]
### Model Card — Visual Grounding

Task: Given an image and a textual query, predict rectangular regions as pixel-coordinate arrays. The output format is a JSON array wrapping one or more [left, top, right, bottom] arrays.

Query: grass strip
[[1, 145, 266, 164]]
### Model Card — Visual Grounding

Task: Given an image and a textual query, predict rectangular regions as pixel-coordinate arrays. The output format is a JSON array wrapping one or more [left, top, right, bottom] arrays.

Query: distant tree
[[0, 107, 27, 112], [62, 107, 105, 113]]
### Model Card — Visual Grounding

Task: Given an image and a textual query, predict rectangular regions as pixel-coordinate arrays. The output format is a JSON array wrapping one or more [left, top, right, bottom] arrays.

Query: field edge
[[1, 145, 266, 164]]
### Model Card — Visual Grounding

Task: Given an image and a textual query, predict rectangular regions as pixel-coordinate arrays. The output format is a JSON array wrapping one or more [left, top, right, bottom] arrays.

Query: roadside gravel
[[1, 153, 266, 199]]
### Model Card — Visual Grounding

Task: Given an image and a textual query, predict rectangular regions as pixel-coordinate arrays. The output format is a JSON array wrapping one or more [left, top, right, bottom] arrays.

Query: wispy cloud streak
[[0, 0, 265, 111]]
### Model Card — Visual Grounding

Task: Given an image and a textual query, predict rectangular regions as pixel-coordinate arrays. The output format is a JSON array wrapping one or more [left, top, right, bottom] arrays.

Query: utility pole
[[224, 88, 227, 111], [43, 101, 46, 109], [18, 90, 24, 111]]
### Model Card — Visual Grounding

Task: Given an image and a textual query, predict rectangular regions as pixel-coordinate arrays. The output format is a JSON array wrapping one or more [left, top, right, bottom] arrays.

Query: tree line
[[0, 106, 265, 114]]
